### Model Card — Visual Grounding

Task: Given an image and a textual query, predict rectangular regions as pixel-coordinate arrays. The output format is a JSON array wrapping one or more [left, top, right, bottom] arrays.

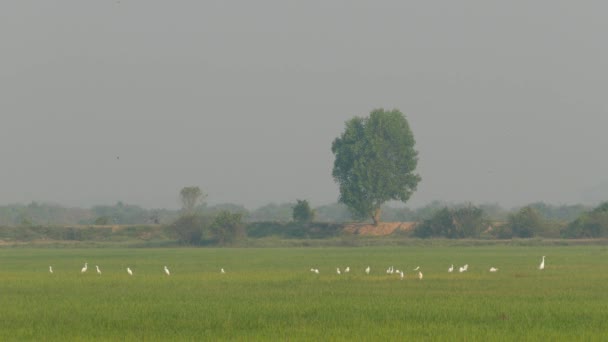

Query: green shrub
[[507, 207, 545, 238], [210, 211, 245, 246], [171, 215, 210, 245], [562, 202, 608, 238], [246, 222, 343, 239], [292, 200, 315, 223], [413, 205, 487, 238]]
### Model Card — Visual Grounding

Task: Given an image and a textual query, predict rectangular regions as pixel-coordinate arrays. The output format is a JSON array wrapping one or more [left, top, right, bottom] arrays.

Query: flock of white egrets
[[310, 256, 547, 280], [313, 265, 425, 280], [81, 263, 171, 276], [48, 262, 228, 276], [48, 256, 547, 279]]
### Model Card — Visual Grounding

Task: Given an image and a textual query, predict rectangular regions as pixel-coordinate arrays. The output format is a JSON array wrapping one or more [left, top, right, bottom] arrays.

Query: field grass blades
[[1, 246, 607, 341]]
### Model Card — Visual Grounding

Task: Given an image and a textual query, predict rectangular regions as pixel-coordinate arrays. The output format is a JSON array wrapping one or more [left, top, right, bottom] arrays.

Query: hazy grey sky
[[1, 1, 607, 209]]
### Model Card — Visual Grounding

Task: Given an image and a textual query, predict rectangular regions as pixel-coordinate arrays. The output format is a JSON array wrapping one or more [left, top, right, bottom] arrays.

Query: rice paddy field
[[1, 245, 608, 341]]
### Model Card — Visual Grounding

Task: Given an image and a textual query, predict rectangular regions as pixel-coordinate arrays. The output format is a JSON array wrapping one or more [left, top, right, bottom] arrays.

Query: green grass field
[[1, 246, 607, 341]]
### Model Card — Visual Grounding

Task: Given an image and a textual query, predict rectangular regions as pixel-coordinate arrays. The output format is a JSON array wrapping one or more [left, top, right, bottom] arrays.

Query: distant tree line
[[2, 199, 607, 240], [412, 202, 608, 239], [562, 202, 608, 238], [413, 205, 487, 239]]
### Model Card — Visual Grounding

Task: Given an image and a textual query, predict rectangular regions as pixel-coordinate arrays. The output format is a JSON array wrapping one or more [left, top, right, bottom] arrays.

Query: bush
[[562, 202, 608, 238], [413, 207, 452, 238], [210, 211, 245, 246], [492, 206, 559, 239], [171, 215, 210, 245], [507, 207, 545, 238], [493, 224, 513, 239], [94, 217, 110, 225], [413, 205, 487, 238], [292, 200, 315, 223], [246, 222, 343, 239]]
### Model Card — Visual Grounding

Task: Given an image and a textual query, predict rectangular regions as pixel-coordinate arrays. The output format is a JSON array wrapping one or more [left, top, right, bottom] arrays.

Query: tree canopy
[[179, 186, 206, 215], [211, 211, 245, 245], [331, 109, 421, 225], [292, 199, 315, 223]]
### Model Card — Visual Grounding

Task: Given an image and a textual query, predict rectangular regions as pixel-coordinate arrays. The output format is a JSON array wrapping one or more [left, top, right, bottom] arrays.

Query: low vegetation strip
[[3, 222, 608, 248], [343, 222, 416, 236]]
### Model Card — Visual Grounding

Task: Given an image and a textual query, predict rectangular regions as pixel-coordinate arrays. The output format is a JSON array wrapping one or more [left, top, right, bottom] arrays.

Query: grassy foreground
[[1, 246, 607, 341]]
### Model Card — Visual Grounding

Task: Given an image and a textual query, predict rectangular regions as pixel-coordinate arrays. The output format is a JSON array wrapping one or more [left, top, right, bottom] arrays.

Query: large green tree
[[331, 108, 421, 225]]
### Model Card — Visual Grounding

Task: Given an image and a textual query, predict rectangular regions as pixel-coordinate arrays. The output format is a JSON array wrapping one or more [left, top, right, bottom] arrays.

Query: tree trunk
[[372, 208, 382, 226]]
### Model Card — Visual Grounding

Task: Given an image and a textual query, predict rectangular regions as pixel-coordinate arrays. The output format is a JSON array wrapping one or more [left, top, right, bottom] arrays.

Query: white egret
[[221, 268, 225, 274], [164, 266, 170, 276], [314, 268, 319, 274], [448, 264, 454, 273], [336, 267, 341, 275], [81, 263, 88, 273], [489, 267, 498, 272], [459, 266, 466, 273], [400, 271, 404, 280], [127, 267, 133, 276], [49, 266, 53, 274], [413, 266, 420, 271], [96, 265, 101, 275], [418, 271, 423, 280], [345, 266, 350, 273], [538, 256, 545, 270], [365, 266, 370, 274]]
